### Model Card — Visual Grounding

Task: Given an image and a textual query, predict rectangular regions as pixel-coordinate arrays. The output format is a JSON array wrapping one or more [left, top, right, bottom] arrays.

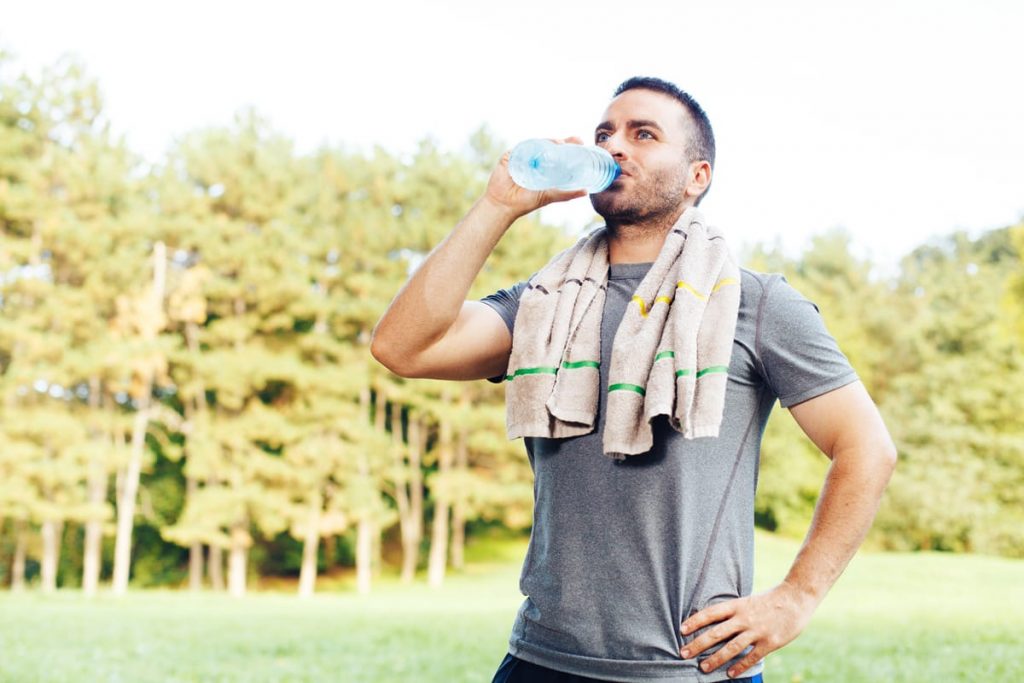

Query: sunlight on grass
[[1, 531, 1020, 682]]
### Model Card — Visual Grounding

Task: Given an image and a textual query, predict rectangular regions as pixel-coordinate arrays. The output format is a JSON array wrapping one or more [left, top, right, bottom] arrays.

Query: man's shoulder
[[738, 267, 785, 310], [739, 266, 786, 285]]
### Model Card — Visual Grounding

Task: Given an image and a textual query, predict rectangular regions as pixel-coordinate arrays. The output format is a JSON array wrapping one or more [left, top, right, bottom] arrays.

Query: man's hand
[[679, 582, 818, 678], [483, 137, 589, 220]]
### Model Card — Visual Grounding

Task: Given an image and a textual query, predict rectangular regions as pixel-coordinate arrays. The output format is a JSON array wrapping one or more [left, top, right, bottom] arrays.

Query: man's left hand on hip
[[679, 582, 818, 678]]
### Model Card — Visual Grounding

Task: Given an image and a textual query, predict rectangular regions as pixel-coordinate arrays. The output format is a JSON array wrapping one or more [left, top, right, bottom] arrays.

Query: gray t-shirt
[[480, 263, 859, 682]]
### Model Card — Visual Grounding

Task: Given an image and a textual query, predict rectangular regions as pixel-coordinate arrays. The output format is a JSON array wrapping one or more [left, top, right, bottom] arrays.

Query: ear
[[686, 160, 712, 202]]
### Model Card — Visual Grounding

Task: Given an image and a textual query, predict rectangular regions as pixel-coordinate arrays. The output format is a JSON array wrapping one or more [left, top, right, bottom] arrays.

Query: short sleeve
[[479, 279, 529, 384], [756, 275, 860, 408]]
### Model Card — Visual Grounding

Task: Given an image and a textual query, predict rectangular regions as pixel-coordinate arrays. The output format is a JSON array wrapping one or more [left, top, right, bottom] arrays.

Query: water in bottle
[[508, 139, 620, 194]]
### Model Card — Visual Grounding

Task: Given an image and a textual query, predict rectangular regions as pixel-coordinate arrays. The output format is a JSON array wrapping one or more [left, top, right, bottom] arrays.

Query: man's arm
[[779, 379, 897, 604], [679, 380, 897, 678], [370, 139, 587, 380], [370, 196, 518, 381]]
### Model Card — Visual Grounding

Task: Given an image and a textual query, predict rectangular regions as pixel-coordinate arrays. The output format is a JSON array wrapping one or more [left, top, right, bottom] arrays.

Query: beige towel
[[504, 206, 741, 459]]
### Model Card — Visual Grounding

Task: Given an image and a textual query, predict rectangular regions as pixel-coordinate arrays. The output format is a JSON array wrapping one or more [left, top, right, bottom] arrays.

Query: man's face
[[590, 88, 694, 225]]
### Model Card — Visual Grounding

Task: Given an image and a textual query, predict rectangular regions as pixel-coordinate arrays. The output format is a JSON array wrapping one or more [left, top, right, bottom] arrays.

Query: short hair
[[613, 76, 715, 206]]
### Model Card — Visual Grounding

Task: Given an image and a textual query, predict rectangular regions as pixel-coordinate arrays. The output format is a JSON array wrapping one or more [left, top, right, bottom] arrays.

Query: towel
[[504, 206, 741, 459]]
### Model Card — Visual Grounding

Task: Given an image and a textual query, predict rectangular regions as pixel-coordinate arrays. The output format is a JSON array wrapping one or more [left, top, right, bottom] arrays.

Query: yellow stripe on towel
[[631, 295, 674, 318], [675, 277, 740, 301], [712, 277, 739, 293], [635, 279, 739, 317], [675, 280, 707, 300]]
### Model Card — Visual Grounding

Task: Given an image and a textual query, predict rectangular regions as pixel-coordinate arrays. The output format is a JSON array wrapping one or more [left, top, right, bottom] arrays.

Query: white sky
[[3, 0, 1022, 275]]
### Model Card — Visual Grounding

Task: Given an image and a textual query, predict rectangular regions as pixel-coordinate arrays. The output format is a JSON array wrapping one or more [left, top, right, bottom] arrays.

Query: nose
[[599, 131, 628, 162], [602, 133, 626, 165]]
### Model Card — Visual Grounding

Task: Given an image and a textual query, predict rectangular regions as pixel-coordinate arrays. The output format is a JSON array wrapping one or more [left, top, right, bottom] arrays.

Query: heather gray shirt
[[480, 264, 859, 682]]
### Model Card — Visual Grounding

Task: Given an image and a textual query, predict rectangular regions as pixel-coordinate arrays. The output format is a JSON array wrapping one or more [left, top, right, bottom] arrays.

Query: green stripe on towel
[[696, 365, 729, 378], [562, 360, 600, 369], [506, 361, 600, 381], [608, 383, 646, 396], [505, 367, 558, 380]]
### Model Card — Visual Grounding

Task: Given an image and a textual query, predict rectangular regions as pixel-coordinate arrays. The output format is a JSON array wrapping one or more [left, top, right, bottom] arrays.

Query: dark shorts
[[491, 653, 764, 683]]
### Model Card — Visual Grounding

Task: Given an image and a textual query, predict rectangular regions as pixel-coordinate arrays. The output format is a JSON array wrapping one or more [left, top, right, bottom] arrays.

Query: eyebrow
[[595, 119, 665, 133]]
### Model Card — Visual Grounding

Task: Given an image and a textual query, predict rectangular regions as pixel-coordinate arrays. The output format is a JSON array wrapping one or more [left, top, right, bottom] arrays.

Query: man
[[371, 76, 897, 682]]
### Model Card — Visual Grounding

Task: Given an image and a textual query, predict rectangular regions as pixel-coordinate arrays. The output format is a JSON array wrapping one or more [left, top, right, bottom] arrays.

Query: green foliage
[[746, 226, 1024, 556], [875, 227, 1024, 556], [1, 52, 1023, 603]]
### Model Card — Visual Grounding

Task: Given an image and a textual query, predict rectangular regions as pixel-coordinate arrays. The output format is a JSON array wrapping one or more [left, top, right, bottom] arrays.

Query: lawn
[[1, 531, 1021, 682]]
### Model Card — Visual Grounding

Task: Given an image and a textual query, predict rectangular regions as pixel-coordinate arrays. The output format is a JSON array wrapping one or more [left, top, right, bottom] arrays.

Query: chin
[[590, 192, 624, 216]]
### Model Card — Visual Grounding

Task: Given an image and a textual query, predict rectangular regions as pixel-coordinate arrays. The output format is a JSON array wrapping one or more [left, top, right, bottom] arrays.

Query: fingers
[[681, 600, 736, 636], [679, 616, 742, 660], [725, 646, 767, 679], [489, 137, 591, 211], [691, 632, 757, 676]]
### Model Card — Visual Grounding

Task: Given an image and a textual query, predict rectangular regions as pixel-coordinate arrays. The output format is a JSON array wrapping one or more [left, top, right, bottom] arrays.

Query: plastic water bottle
[[508, 139, 621, 193]]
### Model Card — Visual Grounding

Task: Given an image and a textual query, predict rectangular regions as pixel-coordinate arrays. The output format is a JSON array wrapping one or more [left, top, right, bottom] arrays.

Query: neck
[[605, 203, 695, 265]]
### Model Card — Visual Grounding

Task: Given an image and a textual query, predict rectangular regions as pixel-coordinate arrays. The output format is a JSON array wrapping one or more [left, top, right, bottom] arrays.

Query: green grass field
[[1, 531, 1021, 682]]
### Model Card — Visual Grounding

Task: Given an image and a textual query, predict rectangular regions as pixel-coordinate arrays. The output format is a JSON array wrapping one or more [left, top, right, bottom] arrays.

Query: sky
[[3, 0, 1022, 276]]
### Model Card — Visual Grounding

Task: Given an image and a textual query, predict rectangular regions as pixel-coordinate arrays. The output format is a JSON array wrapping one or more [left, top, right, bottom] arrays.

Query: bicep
[[788, 380, 897, 463], [403, 301, 512, 381]]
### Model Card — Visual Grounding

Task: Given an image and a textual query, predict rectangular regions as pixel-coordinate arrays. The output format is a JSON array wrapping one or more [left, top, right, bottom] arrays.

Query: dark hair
[[613, 76, 715, 206]]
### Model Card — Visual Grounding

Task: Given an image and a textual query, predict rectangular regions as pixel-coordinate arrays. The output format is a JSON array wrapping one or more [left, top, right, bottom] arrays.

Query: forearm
[[781, 447, 896, 606], [371, 196, 517, 359]]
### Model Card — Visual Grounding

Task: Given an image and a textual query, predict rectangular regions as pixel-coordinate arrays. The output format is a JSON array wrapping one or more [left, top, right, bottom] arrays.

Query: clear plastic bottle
[[508, 139, 621, 193]]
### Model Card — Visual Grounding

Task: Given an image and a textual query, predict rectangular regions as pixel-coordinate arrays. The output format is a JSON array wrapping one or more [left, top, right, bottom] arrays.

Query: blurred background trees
[[1, 54, 1022, 596]]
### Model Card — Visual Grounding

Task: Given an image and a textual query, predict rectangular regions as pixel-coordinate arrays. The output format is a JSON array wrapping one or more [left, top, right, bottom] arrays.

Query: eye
[[637, 129, 655, 140], [596, 131, 610, 143]]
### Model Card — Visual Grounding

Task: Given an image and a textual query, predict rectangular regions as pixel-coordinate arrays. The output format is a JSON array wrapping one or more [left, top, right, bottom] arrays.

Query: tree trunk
[[407, 417, 425, 580], [11, 519, 27, 592], [356, 518, 373, 595], [393, 403, 414, 583], [187, 475, 204, 592], [81, 467, 106, 596], [228, 517, 248, 598], [371, 386, 387, 579], [450, 422, 469, 571], [82, 376, 106, 597], [111, 242, 166, 597], [189, 539, 204, 592], [40, 518, 64, 593], [111, 406, 148, 595], [355, 386, 374, 594], [428, 409, 453, 588], [298, 491, 322, 598], [182, 388, 205, 593], [208, 541, 225, 591]]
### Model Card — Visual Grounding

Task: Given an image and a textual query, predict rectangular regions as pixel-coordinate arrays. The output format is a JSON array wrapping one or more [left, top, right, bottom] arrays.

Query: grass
[[1, 531, 1021, 682]]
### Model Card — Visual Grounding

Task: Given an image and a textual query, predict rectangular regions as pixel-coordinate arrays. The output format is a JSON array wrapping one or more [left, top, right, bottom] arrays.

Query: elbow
[[832, 435, 898, 479], [370, 338, 400, 376], [370, 333, 419, 378], [877, 429, 899, 470], [870, 437, 899, 486], [883, 440, 899, 475], [869, 434, 898, 477], [370, 328, 401, 375]]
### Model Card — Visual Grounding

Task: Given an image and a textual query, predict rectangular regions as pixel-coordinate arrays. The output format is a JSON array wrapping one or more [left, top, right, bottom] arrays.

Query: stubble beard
[[590, 168, 688, 237]]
